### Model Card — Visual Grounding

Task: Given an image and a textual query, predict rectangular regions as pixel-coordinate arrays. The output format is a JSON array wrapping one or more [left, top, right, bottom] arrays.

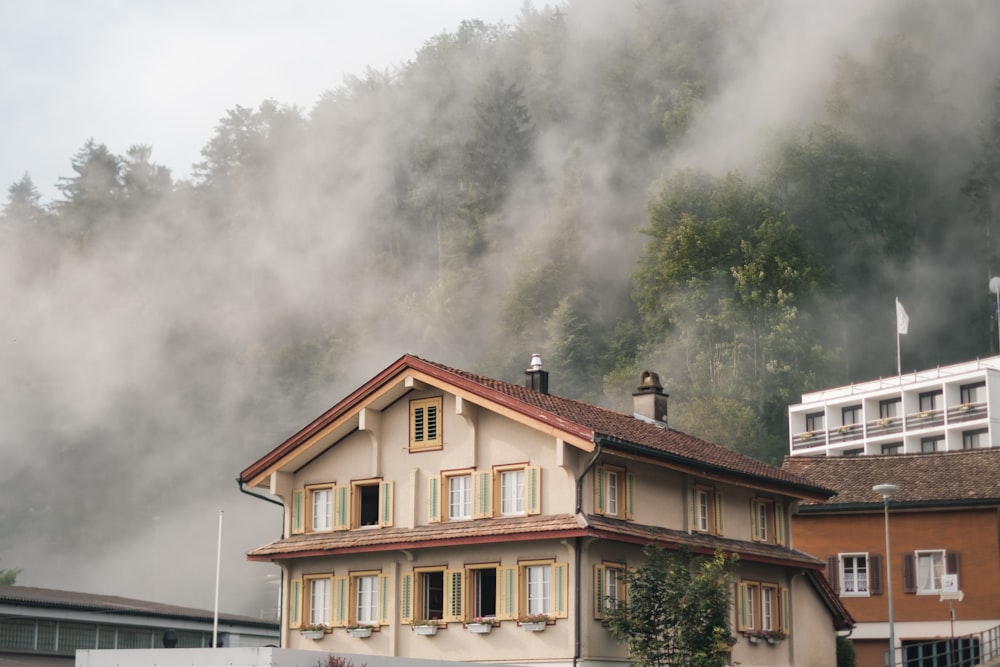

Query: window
[[594, 563, 627, 619], [400, 569, 464, 624], [843, 448, 863, 456], [921, 436, 943, 453], [904, 550, 960, 595], [469, 565, 498, 619], [880, 398, 901, 418], [419, 570, 444, 621], [751, 498, 785, 545], [737, 581, 788, 635], [595, 465, 634, 519], [805, 411, 825, 431], [692, 485, 723, 535], [828, 553, 882, 597], [963, 429, 987, 449], [308, 576, 331, 626], [501, 469, 525, 516], [881, 442, 902, 455], [516, 561, 568, 620], [448, 473, 472, 520], [355, 574, 378, 625], [842, 405, 862, 425], [961, 382, 985, 405], [410, 397, 442, 451], [310, 487, 332, 532], [919, 390, 942, 412], [351, 480, 393, 529]]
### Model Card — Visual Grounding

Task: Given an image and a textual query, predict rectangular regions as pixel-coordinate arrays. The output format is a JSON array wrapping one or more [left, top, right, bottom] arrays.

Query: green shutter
[[378, 574, 390, 626], [553, 562, 569, 618], [400, 573, 414, 624], [594, 466, 605, 514], [291, 489, 305, 535], [445, 570, 464, 622], [690, 486, 698, 531], [289, 578, 302, 628], [473, 470, 493, 518], [750, 500, 761, 541], [737, 582, 749, 631], [526, 466, 541, 515], [379, 481, 394, 527], [333, 485, 350, 531], [781, 587, 790, 633], [625, 472, 635, 520], [594, 565, 605, 618], [497, 566, 518, 620], [715, 491, 724, 535], [331, 576, 348, 627], [775, 503, 786, 545], [428, 476, 441, 523]]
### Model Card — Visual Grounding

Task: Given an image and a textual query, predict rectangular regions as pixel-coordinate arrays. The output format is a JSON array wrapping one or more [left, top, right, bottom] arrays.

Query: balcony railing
[[866, 416, 904, 437], [905, 408, 945, 430], [792, 430, 826, 450], [829, 423, 864, 443], [947, 401, 988, 423]]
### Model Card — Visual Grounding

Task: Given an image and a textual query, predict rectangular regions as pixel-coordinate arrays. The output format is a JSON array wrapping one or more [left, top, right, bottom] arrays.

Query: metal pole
[[884, 496, 896, 667], [213, 509, 223, 648]]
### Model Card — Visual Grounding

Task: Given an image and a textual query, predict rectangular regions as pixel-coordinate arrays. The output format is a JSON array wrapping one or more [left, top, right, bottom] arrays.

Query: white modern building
[[788, 356, 1000, 457]]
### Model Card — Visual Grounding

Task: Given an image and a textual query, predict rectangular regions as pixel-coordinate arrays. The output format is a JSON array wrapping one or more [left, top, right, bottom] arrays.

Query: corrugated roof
[[782, 448, 1000, 507], [241, 354, 832, 498], [0, 585, 277, 628]]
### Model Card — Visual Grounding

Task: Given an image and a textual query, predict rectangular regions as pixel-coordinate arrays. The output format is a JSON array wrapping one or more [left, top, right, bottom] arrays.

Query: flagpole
[[213, 509, 223, 648]]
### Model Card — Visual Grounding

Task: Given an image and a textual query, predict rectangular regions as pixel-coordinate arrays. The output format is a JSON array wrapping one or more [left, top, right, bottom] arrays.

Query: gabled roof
[[0, 585, 277, 628], [241, 354, 831, 499], [782, 448, 1000, 510]]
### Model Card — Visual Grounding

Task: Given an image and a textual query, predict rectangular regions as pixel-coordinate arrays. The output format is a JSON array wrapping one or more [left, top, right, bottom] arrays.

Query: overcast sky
[[0, 0, 528, 202]]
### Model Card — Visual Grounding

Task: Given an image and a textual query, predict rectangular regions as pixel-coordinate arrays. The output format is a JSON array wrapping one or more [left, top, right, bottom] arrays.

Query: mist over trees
[[3, 0, 1000, 614]]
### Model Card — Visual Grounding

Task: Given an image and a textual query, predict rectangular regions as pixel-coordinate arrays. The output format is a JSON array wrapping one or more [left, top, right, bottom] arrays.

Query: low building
[[783, 450, 1000, 667], [239, 353, 852, 667], [787, 357, 1000, 457], [0, 585, 278, 664]]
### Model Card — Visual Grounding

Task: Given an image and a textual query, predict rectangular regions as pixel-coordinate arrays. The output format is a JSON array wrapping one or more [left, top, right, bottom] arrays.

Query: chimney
[[633, 370, 668, 426], [525, 353, 549, 394]]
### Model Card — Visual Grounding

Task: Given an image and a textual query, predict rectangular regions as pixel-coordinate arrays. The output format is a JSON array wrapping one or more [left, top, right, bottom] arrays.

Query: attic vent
[[633, 370, 668, 426], [525, 353, 549, 394]]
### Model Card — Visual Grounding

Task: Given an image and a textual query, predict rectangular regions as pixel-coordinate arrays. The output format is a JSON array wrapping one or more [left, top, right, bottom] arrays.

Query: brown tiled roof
[[0, 585, 276, 628], [782, 449, 1000, 507], [248, 513, 823, 569], [240, 354, 829, 497]]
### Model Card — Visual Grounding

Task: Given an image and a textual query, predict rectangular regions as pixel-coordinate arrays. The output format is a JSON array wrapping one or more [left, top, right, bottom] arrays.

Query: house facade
[[239, 354, 852, 667], [787, 357, 1000, 457], [783, 450, 1000, 667]]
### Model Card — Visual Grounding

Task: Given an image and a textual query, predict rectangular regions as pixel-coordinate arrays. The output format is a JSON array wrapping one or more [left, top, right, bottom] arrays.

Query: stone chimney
[[633, 370, 668, 426], [524, 353, 549, 395]]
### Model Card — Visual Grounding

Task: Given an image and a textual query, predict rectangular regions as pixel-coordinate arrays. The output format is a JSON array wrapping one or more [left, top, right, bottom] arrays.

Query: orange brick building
[[784, 451, 1000, 667]]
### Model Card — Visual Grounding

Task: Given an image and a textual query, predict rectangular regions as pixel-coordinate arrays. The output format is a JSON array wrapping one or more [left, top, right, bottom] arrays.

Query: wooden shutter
[[780, 587, 790, 634], [869, 553, 883, 594], [427, 475, 441, 523], [399, 572, 414, 625], [330, 576, 348, 627], [594, 564, 606, 618], [332, 485, 350, 531], [291, 489, 305, 535], [288, 578, 302, 628], [775, 503, 786, 545], [526, 466, 542, 515], [473, 470, 493, 518], [444, 569, 464, 622], [750, 499, 761, 541], [715, 491, 724, 535], [736, 582, 750, 631], [625, 472, 635, 520], [690, 486, 698, 530], [553, 562, 569, 618], [379, 481, 394, 527], [497, 566, 518, 620], [902, 553, 916, 593], [946, 551, 961, 575], [378, 574, 390, 626], [826, 556, 840, 593], [594, 466, 606, 514]]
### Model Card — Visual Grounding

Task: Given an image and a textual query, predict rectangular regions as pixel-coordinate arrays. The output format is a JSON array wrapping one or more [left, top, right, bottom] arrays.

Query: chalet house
[[783, 450, 1000, 667], [238, 354, 852, 667]]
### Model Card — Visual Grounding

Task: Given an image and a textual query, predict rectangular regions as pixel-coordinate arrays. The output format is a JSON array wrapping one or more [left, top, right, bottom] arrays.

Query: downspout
[[237, 477, 284, 507], [574, 437, 604, 667], [237, 477, 286, 645]]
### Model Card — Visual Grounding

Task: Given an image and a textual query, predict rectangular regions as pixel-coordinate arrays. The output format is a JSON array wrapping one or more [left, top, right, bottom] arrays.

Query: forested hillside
[[3, 0, 1000, 613]]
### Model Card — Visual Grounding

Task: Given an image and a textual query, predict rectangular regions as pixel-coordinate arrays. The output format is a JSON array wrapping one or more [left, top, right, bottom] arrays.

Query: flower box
[[413, 624, 439, 636], [521, 621, 546, 632], [300, 629, 325, 640], [347, 626, 373, 638], [467, 622, 493, 634]]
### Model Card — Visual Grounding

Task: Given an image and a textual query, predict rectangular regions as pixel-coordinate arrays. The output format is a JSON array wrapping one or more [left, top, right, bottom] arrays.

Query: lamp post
[[874, 484, 899, 667]]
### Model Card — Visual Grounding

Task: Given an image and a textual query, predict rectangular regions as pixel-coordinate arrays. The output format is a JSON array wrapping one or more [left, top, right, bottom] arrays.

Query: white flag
[[896, 298, 909, 335]]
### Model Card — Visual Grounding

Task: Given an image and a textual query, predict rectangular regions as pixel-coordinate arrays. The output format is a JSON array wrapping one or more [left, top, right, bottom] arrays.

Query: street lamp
[[874, 484, 899, 667]]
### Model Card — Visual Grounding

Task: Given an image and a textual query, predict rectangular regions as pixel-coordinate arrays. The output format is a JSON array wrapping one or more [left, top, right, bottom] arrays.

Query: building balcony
[[947, 402, 988, 423], [905, 409, 945, 430]]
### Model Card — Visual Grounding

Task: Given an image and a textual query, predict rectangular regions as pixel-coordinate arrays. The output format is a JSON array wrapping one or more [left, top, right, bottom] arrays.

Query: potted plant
[[346, 624, 373, 638], [412, 619, 441, 636], [467, 616, 494, 634], [746, 629, 766, 644], [765, 629, 787, 644], [518, 613, 550, 631], [300, 623, 328, 639]]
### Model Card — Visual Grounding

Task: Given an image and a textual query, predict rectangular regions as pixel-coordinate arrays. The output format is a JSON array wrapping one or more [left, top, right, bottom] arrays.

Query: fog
[[2, 0, 999, 618]]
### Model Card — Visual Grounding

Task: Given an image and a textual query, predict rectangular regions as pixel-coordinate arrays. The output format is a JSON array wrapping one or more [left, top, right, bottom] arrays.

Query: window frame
[[410, 397, 443, 452], [595, 464, 635, 520], [963, 429, 987, 449], [467, 563, 499, 621], [446, 470, 473, 521], [307, 484, 334, 533], [805, 411, 825, 432], [495, 464, 541, 517], [750, 497, 785, 545], [960, 382, 985, 405], [919, 390, 942, 412], [915, 549, 946, 594], [737, 580, 789, 635], [840, 553, 870, 597], [350, 479, 393, 529], [499, 467, 526, 517], [692, 484, 723, 535], [517, 560, 569, 621], [842, 405, 862, 425], [594, 562, 627, 619], [880, 398, 901, 418], [304, 574, 332, 627], [881, 442, 902, 455]]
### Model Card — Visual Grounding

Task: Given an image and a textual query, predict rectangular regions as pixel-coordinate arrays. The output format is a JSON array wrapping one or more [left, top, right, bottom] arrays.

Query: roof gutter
[[236, 477, 283, 507], [796, 497, 1000, 514]]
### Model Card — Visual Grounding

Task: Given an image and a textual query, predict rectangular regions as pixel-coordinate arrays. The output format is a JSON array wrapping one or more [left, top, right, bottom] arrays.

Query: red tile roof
[[241, 354, 832, 498], [782, 449, 1000, 507]]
